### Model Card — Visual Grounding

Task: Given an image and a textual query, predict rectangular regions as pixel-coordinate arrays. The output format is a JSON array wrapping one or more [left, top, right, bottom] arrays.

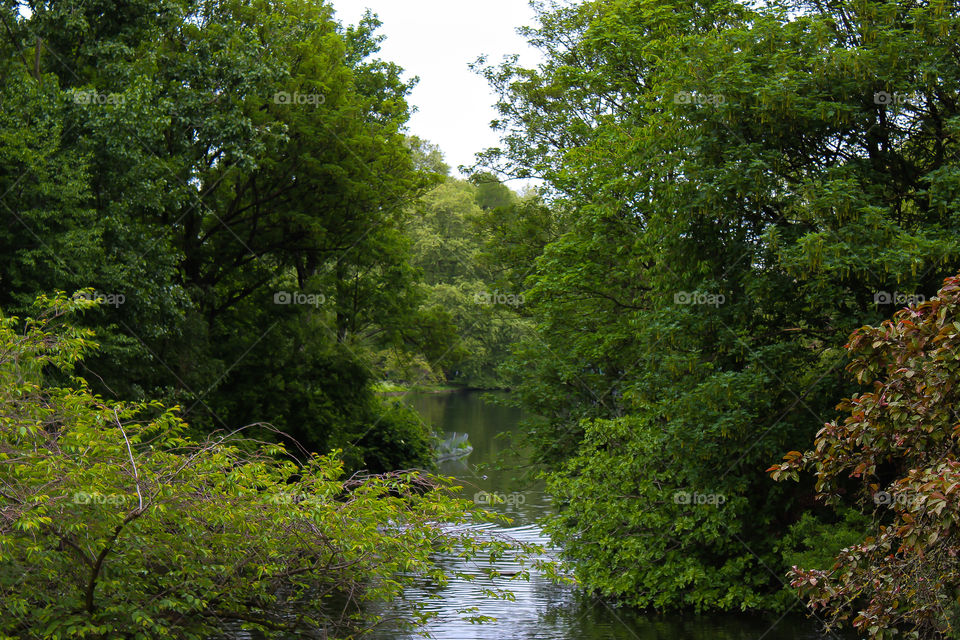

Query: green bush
[[0, 293, 547, 639]]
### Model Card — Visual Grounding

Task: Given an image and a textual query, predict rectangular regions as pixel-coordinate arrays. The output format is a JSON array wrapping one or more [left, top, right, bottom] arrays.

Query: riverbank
[[373, 381, 509, 396]]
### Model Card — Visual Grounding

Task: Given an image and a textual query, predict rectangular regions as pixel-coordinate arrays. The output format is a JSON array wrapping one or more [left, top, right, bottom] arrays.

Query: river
[[368, 390, 850, 640]]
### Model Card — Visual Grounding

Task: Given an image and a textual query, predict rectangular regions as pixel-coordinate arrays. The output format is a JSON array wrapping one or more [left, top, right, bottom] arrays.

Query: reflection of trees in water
[[373, 392, 843, 640], [536, 603, 851, 640]]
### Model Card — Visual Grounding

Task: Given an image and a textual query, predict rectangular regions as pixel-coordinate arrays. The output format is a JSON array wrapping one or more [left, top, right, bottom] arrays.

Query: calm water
[[369, 390, 849, 640]]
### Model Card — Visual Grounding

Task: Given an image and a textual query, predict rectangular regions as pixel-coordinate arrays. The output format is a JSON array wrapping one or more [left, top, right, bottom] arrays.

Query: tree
[[396, 174, 535, 388], [476, 0, 960, 611], [0, 0, 438, 468], [0, 292, 548, 639]]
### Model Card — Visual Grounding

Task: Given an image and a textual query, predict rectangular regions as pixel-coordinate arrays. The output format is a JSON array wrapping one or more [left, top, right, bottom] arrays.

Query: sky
[[329, 0, 543, 178]]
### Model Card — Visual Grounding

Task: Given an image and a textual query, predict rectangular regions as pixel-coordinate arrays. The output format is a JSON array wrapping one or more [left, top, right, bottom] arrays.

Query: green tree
[[470, 171, 516, 211], [477, 0, 960, 611], [396, 173, 535, 388], [0, 0, 437, 468]]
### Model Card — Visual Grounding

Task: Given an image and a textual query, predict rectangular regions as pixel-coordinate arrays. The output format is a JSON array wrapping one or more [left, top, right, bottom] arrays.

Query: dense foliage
[[389, 168, 546, 388], [770, 272, 960, 638], [0, 0, 442, 470], [477, 0, 960, 614], [0, 293, 545, 639], [9, 0, 960, 633]]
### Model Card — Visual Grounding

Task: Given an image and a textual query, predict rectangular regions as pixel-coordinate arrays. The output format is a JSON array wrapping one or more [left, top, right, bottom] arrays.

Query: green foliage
[[470, 172, 516, 211], [0, 294, 548, 638], [396, 173, 538, 388], [337, 397, 436, 473], [477, 0, 960, 613], [771, 273, 960, 638], [777, 510, 871, 579], [544, 414, 775, 612], [0, 0, 437, 469]]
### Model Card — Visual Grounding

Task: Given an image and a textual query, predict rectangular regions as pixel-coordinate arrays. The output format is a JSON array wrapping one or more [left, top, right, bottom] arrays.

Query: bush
[[771, 272, 960, 638], [0, 293, 546, 639]]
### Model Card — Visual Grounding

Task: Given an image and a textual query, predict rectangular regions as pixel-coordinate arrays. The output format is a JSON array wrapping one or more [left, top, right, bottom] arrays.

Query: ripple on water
[[376, 392, 850, 640]]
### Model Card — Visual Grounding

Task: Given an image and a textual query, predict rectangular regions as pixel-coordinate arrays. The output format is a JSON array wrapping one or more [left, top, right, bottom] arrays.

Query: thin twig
[[113, 407, 143, 512]]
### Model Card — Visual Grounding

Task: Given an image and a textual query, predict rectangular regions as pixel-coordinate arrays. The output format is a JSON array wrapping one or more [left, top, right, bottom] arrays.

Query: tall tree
[[0, 0, 437, 469], [394, 172, 538, 387], [478, 0, 960, 610]]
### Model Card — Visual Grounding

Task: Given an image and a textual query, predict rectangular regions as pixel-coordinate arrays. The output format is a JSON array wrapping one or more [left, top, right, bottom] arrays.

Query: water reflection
[[368, 391, 849, 640]]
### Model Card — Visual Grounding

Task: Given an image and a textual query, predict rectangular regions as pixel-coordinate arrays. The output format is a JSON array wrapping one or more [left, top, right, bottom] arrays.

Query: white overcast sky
[[329, 0, 543, 177]]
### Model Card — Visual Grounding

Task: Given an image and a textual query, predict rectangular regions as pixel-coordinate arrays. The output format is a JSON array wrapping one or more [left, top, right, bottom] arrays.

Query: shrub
[[0, 293, 545, 639], [770, 272, 960, 638]]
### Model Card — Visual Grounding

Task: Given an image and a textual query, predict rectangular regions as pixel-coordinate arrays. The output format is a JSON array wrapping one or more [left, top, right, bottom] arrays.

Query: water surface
[[370, 390, 848, 640]]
